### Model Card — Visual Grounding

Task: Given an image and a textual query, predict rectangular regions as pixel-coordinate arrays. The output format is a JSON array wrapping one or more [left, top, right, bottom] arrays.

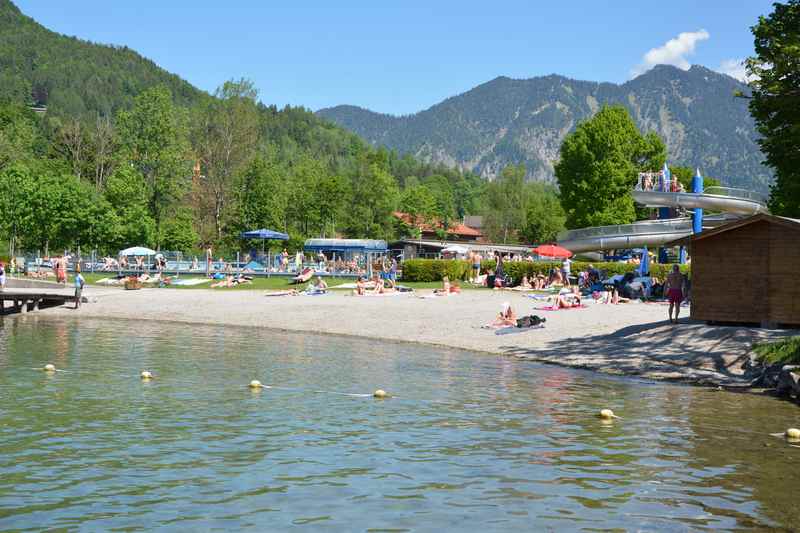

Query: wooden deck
[[0, 289, 77, 314]]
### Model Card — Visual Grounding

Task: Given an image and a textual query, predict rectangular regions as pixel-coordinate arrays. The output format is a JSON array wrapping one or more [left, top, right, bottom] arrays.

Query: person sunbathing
[[352, 277, 366, 296], [434, 276, 452, 295], [491, 302, 517, 327], [555, 287, 582, 308], [372, 275, 385, 294], [519, 275, 532, 289], [211, 275, 235, 288]]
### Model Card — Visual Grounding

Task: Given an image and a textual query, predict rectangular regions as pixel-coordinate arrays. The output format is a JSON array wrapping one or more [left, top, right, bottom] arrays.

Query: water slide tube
[[558, 186, 767, 254]]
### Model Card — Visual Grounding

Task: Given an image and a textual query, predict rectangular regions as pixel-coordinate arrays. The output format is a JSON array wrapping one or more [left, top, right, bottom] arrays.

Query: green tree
[[422, 174, 457, 228], [237, 155, 289, 234], [0, 102, 40, 169], [286, 155, 327, 236], [400, 184, 437, 220], [521, 185, 566, 244], [746, 0, 800, 216], [194, 79, 260, 241], [483, 164, 528, 243], [159, 209, 198, 251], [0, 163, 35, 256], [116, 86, 189, 244], [556, 106, 666, 229], [104, 166, 157, 248], [344, 159, 399, 239]]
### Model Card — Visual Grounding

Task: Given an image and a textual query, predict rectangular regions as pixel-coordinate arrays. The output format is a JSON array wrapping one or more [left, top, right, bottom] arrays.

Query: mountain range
[[318, 66, 772, 194]]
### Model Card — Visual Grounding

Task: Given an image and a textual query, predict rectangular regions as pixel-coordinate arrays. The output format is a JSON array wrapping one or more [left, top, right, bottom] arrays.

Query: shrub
[[401, 259, 471, 282], [402, 258, 690, 283]]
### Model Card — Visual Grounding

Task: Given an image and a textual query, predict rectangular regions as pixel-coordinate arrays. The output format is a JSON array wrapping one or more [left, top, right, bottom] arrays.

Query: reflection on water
[[0, 317, 798, 531]]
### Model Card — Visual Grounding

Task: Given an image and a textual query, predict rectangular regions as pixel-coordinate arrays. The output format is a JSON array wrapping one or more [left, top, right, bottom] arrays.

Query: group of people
[[353, 273, 399, 296], [638, 171, 687, 193]]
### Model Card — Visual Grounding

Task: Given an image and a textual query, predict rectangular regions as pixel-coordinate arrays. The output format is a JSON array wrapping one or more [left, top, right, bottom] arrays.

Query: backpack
[[516, 315, 545, 328]]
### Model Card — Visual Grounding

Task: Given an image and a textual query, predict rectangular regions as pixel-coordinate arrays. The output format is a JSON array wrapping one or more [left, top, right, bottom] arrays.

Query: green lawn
[[81, 272, 482, 292]]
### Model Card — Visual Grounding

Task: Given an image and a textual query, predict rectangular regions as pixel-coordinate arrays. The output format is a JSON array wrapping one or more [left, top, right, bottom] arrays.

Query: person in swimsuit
[[665, 265, 685, 324], [471, 252, 481, 282], [555, 286, 582, 308], [492, 302, 517, 327]]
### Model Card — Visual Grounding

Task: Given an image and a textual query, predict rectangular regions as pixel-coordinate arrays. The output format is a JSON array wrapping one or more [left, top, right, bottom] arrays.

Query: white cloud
[[717, 58, 749, 82], [631, 29, 710, 78]]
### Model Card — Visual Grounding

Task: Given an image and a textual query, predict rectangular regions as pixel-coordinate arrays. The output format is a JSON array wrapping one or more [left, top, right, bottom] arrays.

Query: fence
[[4, 249, 384, 279]]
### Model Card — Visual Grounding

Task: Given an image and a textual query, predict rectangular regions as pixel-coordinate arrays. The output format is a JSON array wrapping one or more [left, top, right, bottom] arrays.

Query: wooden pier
[[0, 289, 77, 315]]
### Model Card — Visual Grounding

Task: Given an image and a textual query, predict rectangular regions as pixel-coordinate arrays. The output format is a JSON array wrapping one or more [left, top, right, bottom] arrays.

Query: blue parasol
[[240, 229, 289, 240]]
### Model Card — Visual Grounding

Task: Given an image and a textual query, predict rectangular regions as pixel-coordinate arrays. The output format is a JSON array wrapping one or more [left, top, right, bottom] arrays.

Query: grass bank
[[754, 337, 800, 365], [80, 273, 474, 292]]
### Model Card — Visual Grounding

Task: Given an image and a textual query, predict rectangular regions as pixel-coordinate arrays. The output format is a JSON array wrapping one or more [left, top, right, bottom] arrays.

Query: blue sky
[[16, 0, 772, 115]]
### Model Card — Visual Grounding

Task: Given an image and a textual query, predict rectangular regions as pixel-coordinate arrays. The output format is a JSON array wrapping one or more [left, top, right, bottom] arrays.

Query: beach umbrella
[[441, 245, 468, 255], [240, 229, 289, 240], [240, 229, 290, 274], [119, 246, 157, 256], [532, 244, 573, 259]]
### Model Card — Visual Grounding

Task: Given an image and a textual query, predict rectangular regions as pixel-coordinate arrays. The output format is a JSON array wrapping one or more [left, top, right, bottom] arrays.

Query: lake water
[[0, 317, 798, 531]]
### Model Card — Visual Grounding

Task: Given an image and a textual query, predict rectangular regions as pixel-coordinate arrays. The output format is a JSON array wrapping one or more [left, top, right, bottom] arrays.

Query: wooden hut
[[673, 214, 800, 327]]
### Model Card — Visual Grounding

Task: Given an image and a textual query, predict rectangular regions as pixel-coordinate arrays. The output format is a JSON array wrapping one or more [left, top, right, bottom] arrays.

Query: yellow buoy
[[249, 380, 263, 389], [599, 408, 619, 420], [786, 428, 800, 441], [373, 389, 387, 399], [43, 364, 56, 372], [140, 371, 153, 380]]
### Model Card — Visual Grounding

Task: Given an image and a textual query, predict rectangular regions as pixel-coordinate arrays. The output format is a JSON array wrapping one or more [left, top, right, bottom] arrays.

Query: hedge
[[401, 259, 472, 282], [401, 259, 690, 283]]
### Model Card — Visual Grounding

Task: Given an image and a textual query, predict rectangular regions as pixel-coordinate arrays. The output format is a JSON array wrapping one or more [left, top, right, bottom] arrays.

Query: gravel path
[[40, 287, 791, 386]]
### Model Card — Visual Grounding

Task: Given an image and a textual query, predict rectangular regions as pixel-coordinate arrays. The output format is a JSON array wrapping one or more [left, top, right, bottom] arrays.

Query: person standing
[[73, 267, 85, 309], [665, 265, 685, 324], [471, 251, 481, 282], [0, 261, 6, 292], [562, 256, 572, 287]]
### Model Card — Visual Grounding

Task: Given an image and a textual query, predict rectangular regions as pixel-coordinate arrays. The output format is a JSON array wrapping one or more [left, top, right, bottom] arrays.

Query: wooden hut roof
[[665, 213, 800, 248]]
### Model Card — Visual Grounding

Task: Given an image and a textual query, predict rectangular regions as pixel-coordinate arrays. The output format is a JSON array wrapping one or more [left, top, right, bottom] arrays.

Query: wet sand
[[42, 286, 790, 386]]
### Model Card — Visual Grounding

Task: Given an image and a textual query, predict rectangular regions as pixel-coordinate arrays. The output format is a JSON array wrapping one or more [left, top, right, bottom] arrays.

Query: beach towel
[[534, 304, 588, 311], [525, 294, 552, 301], [170, 278, 211, 286], [479, 324, 545, 334]]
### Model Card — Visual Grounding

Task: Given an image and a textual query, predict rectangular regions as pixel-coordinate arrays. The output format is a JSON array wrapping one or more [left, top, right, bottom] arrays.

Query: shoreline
[[33, 287, 793, 388]]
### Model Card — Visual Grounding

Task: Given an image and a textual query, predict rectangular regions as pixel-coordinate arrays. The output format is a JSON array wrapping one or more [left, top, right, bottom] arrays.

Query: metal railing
[[634, 173, 766, 205], [559, 218, 693, 241], [702, 186, 767, 204]]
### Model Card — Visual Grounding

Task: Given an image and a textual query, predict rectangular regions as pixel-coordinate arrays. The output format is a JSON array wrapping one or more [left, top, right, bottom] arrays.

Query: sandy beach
[[35, 286, 790, 386]]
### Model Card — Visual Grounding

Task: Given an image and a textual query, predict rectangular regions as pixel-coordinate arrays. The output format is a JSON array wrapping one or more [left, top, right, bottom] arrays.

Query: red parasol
[[532, 244, 573, 259]]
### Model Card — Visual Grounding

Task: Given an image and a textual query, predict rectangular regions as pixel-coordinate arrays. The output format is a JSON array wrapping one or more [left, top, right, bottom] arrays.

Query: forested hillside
[[319, 65, 773, 193], [0, 0, 205, 116]]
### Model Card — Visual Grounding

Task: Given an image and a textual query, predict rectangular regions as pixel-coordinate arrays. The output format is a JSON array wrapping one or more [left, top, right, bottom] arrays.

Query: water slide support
[[658, 164, 671, 264], [681, 168, 704, 264]]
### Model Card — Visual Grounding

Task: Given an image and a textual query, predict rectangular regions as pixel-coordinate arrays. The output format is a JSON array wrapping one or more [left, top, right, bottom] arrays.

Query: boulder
[[775, 366, 800, 397]]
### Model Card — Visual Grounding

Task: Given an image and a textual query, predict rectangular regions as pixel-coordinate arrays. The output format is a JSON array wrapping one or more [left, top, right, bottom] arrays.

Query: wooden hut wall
[[768, 222, 800, 324], [691, 221, 770, 323]]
